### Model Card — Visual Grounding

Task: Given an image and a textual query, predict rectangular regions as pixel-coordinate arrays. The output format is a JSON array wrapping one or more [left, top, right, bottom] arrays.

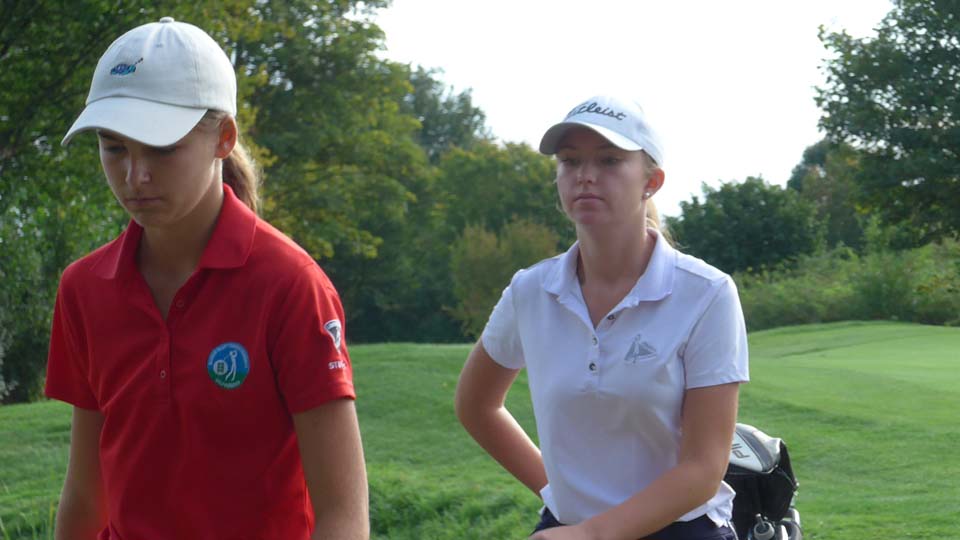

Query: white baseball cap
[[62, 16, 236, 147], [539, 95, 665, 166]]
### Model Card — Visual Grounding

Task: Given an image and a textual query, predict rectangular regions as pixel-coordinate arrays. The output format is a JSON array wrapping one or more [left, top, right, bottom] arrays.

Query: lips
[[575, 193, 602, 201], [125, 196, 161, 208]]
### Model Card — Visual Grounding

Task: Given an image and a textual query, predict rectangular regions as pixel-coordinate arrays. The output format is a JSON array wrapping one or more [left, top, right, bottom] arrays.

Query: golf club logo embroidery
[[207, 342, 250, 390], [324, 319, 343, 351], [624, 335, 656, 364], [110, 57, 143, 76]]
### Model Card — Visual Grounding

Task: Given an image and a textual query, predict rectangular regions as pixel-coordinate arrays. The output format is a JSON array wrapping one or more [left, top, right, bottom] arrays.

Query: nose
[[576, 161, 597, 184], [125, 153, 151, 187]]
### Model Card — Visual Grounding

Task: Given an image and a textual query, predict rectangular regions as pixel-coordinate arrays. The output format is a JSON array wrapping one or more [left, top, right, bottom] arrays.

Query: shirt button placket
[[589, 334, 600, 378]]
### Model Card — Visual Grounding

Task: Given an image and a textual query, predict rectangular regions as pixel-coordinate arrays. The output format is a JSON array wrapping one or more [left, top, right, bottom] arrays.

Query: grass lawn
[[1, 321, 958, 539]]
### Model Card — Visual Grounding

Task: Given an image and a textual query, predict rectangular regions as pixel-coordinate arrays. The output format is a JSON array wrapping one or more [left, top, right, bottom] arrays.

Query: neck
[[138, 186, 224, 276], [576, 221, 655, 286]]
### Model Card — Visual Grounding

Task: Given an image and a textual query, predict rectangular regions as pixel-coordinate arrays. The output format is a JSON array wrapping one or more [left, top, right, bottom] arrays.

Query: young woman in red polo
[[45, 17, 368, 540]]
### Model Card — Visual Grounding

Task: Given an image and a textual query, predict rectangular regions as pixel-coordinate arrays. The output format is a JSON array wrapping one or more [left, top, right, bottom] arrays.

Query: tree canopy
[[668, 177, 823, 274], [788, 140, 866, 250], [817, 0, 960, 241]]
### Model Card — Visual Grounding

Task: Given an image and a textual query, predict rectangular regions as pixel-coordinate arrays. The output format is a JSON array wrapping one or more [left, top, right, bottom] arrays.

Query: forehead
[[556, 127, 619, 152]]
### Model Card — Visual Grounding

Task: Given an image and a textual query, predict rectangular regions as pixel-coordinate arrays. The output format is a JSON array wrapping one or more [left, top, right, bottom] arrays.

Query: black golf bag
[[724, 423, 802, 540]]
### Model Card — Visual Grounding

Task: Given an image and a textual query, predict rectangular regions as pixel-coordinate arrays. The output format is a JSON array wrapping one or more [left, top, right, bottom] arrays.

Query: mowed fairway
[[1, 321, 957, 539]]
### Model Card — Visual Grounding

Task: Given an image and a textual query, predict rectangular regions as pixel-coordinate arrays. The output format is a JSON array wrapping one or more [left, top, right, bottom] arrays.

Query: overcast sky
[[374, 0, 893, 217]]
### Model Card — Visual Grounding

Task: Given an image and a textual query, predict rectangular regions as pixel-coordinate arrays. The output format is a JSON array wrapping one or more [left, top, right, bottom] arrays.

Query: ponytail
[[200, 110, 261, 214], [640, 151, 673, 245], [222, 139, 261, 214]]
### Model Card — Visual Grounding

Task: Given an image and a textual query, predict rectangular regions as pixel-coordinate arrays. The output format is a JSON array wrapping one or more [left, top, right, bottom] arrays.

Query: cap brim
[[538, 121, 643, 155], [62, 97, 207, 147]]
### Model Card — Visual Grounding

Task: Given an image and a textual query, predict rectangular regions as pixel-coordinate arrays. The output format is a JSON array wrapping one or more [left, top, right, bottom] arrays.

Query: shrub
[[736, 239, 960, 331], [450, 218, 559, 338]]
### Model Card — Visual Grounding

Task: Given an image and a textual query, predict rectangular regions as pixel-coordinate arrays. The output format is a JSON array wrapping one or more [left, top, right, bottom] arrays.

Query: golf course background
[[1, 321, 958, 539]]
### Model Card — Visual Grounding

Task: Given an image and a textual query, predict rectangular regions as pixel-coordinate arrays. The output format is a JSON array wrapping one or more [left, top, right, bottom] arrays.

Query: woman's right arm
[[55, 407, 107, 540], [454, 341, 547, 496]]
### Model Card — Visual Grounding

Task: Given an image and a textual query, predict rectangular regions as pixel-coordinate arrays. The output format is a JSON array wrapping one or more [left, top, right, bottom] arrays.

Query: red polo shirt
[[45, 185, 355, 540]]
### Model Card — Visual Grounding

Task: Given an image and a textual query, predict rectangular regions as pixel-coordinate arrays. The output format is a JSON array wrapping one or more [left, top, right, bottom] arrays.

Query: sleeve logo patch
[[207, 342, 250, 390], [324, 319, 343, 351]]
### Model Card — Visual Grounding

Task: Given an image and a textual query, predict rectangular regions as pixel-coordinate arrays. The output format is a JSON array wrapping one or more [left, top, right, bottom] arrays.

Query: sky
[[374, 0, 893, 217]]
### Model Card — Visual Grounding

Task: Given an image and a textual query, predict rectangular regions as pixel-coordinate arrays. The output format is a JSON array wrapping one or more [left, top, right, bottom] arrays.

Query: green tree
[[437, 141, 571, 238], [402, 66, 492, 163], [668, 177, 823, 274], [219, 2, 469, 343], [817, 0, 960, 242], [788, 140, 866, 251], [413, 141, 573, 340], [450, 219, 559, 338]]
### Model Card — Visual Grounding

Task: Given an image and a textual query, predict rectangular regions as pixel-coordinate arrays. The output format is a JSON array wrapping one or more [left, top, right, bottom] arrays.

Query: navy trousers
[[532, 507, 738, 540]]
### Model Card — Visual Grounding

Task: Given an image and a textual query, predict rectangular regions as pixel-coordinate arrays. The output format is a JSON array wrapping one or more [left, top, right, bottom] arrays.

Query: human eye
[[152, 145, 178, 156], [100, 142, 125, 155], [558, 155, 580, 166], [600, 155, 622, 166]]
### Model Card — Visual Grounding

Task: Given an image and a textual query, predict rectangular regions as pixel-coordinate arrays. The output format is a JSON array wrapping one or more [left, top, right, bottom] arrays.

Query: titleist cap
[[539, 95, 665, 165]]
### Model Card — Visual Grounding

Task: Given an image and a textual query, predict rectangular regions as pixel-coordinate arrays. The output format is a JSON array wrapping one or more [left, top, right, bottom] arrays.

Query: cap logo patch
[[566, 101, 627, 121], [207, 342, 250, 389], [110, 58, 143, 76], [324, 319, 343, 350]]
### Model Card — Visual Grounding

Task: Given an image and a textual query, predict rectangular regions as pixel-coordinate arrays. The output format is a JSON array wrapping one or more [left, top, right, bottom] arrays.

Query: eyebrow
[[96, 131, 121, 141]]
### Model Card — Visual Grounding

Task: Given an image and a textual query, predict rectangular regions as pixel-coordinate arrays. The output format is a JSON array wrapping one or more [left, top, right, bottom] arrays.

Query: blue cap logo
[[110, 58, 143, 76], [207, 342, 250, 390]]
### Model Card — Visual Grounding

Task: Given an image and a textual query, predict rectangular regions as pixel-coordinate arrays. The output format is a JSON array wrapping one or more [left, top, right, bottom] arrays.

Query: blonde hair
[[199, 110, 261, 214], [639, 151, 673, 244]]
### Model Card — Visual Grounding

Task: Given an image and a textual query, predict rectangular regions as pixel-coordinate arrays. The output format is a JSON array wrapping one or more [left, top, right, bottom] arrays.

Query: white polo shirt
[[481, 230, 749, 526]]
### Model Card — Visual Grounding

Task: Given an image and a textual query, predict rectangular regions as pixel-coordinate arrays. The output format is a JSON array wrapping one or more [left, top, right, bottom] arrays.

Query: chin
[[128, 212, 170, 229]]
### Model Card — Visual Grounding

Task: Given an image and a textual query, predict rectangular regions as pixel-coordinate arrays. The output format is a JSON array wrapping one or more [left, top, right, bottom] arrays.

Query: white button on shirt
[[481, 230, 750, 526]]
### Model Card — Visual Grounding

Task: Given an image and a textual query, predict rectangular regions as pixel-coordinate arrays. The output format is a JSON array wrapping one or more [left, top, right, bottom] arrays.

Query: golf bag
[[724, 423, 802, 540]]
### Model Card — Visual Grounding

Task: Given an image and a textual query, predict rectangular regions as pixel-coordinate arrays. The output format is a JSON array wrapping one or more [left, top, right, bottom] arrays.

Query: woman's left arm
[[531, 382, 740, 540], [293, 398, 369, 540]]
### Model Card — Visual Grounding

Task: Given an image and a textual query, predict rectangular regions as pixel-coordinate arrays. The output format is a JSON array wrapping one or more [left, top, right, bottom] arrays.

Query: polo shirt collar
[[542, 242, 581, 298], [542, 229, 676, 305], [197, 183, 257, 270], [91, 184, 257, 280]]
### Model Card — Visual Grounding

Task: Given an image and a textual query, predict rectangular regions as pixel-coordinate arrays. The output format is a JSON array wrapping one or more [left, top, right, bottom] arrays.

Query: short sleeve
[[480, 281, 525, 369], [270, 263, 356, 414], [683, 276, 750, 389], [45, 278, 99, 410]]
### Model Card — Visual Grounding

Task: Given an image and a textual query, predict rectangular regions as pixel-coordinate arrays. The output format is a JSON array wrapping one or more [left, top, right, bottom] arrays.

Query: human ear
[[643, 167, 665, 198], [215, 116, 238, 159]]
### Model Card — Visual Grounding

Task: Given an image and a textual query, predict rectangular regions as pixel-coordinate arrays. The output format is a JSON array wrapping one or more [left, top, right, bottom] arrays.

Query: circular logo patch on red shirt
[[207, 342, 250, 390]]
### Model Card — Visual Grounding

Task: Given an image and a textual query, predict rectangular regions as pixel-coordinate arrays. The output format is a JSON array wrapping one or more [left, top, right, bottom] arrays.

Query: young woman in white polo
[[455, 95, 748, 540]]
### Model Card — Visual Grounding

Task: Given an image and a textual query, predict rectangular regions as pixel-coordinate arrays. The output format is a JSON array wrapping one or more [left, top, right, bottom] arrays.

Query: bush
[[0, 213, 54, 403], [736, 239, 960, 331], [450, 218, 559, 338]]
